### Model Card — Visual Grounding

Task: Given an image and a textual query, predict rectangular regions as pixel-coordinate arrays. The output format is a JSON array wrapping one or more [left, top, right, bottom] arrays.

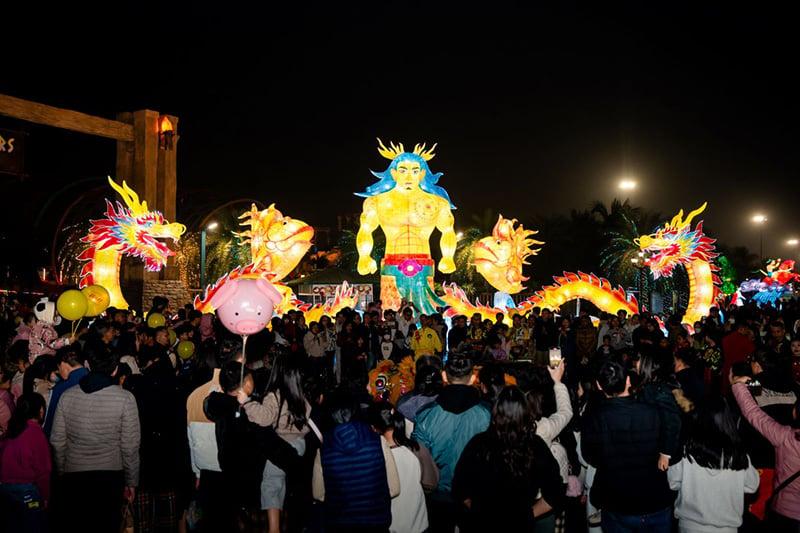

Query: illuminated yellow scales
[[356, 140, 456, 313]]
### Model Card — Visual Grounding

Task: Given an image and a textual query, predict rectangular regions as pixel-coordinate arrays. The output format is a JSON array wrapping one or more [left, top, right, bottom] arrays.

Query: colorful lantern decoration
[[237, 203, 314, 281], [194, 203, 355, 323], [474, 215, 543, 294], [738, 258, 799, 306], [635, 202, 720, 327], [355, 139, 457, 314], [78, 177, 186, 310]]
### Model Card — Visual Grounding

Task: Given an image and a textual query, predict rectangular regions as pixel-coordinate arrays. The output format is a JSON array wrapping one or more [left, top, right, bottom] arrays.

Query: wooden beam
[[0, 93, 134, 142]]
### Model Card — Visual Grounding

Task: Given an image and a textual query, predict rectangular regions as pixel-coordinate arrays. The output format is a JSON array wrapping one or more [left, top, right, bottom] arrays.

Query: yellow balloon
[[81, 285, 111, 317], [169, 329, 177, 345], [147, 312, 166, 328], [177, 340, 195, 360], [57, 290, 88, 321]]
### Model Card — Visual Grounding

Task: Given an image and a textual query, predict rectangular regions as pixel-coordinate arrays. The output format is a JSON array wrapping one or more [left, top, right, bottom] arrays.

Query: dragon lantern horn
[[669, 202, 708, 229], [108, 177, 148, 217], [413, 142, 437, 161], [377, 138, 405, 160]]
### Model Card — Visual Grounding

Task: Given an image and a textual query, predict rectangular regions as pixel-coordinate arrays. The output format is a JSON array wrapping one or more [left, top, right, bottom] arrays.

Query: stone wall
[[142, 279, 193, 313]]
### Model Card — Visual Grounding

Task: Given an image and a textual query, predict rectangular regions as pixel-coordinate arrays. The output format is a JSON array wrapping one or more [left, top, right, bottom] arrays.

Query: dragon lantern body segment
[[78, 178, 186, 310], [635, 202, 720, 327]]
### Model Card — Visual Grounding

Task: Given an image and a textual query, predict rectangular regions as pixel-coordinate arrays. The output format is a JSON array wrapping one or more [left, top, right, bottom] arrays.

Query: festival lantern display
[[355, 139, 457, 314], [78, 177, 186, 310], [737, 258, 800, 306], [474, 215, 543, 295], [194, 203, 357, 322], [635, 202, 720, 329], [444, 203, 721, 332]]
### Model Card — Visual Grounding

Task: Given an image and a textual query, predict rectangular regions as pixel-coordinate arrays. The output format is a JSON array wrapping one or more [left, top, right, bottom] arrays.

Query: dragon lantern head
[[634, 202, 717, 279], [83, 178, 186, 271], [237, 203, 314, 280], [474, 215, 543, 294]]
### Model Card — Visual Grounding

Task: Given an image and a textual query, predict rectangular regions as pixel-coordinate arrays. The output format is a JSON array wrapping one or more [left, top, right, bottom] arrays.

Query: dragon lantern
[[635, 202, 720, 327], [78, 177, 186, 310]]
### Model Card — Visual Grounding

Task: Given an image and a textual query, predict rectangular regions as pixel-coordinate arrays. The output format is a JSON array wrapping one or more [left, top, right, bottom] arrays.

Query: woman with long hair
[[635, 352, 683, 471], [451, 385, 566, 532], [668, 395, 759, 532], [368, 401, 438, 533], [243, 354, 312, 533], [0, 393, 50, 532]]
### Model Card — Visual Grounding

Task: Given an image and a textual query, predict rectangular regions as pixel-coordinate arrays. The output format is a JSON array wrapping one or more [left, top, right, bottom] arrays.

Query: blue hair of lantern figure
[[355, 152, 456, 209]]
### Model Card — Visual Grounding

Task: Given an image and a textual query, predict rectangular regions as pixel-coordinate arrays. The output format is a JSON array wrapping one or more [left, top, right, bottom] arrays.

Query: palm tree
[[56, 222, 91, 285], [591, 198, 666, 308], [447, 208, 499, 299]]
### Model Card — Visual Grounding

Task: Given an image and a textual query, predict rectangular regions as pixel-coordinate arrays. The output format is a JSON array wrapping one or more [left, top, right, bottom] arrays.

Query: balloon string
[[240, 335, 249, 390], [71, 318, 82, 338]]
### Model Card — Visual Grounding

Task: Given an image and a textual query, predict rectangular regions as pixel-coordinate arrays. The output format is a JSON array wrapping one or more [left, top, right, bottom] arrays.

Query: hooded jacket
[[412, 384, 491, 493]]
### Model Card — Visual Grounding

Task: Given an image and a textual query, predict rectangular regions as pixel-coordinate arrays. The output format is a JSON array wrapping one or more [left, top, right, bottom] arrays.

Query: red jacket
[[721, 331, 755, 394]]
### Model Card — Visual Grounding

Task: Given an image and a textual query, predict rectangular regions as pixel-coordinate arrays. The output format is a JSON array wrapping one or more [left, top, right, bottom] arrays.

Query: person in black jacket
[[452, 385, 565, 532], [581, 359, 675, 532], [204, 361, 300, 531]]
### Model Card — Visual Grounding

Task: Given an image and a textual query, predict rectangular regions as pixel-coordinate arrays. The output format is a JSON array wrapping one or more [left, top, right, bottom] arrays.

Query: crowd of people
[[0, 290, 799, 533]]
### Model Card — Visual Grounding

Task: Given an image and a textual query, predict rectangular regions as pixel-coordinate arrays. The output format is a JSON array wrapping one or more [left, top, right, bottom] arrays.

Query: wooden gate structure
[[0, 93, 188, 311]]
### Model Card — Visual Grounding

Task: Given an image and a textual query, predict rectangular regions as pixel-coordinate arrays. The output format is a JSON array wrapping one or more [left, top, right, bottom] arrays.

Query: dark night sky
[[2, 4, 798, 274]]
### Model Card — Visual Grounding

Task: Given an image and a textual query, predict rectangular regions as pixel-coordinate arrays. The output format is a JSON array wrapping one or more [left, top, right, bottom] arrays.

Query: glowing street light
[[619, 180, 637, 190], [751, 214, 767, 264], [788, 239, 799, 246], [200, 221, 219, 289]]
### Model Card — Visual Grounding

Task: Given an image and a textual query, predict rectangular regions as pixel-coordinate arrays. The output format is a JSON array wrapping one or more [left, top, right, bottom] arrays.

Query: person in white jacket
[[535, 359, 573, 482], [668, 395, 759, 533]]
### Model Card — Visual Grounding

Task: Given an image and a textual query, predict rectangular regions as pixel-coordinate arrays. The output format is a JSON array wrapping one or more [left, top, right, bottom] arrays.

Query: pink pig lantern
[[209, 277, 282, 387]]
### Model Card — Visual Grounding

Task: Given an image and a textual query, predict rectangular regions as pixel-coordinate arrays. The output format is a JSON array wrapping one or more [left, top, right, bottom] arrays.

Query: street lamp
[[631, 252, 648, 310], [787, 239, 799, 246], [200, 221, 219, 289], [619, 180, 637, 191], [752, 214, 767, 264]]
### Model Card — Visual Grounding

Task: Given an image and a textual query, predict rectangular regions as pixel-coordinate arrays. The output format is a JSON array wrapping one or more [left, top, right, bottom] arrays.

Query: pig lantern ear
[[255, 278, 282, 305], [209, 278, 239, 310]]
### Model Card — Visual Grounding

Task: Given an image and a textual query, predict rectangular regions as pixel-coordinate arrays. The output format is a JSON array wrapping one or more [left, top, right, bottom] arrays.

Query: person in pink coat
[[731, 370, 800, 530]]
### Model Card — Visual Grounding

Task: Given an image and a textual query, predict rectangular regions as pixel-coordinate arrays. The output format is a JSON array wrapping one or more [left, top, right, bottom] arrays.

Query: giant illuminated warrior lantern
[[78, 178, 186, 310], [356, 139, 457, 314]]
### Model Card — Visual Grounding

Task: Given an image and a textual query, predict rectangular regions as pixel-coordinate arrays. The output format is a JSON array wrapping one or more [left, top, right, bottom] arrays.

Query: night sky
[[2, 5, 798, 274]]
